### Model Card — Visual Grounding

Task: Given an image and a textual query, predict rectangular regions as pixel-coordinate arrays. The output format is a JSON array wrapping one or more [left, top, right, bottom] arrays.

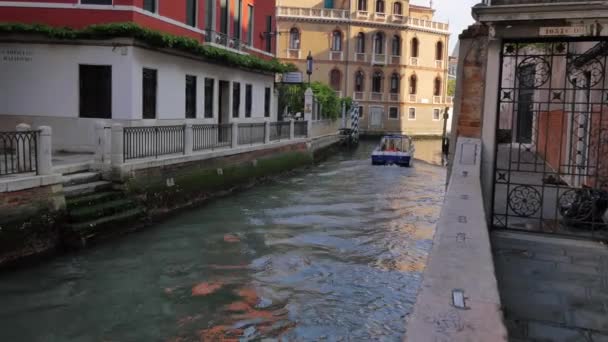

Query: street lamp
[[306, 51, 313, 86]]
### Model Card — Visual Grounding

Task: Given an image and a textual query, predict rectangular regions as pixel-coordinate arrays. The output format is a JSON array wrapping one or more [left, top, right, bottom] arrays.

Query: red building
[[0, 0, 276, 58]]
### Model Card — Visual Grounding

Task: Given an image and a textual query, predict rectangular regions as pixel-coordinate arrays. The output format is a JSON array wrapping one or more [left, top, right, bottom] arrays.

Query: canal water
[[0, 140, 446, 342]]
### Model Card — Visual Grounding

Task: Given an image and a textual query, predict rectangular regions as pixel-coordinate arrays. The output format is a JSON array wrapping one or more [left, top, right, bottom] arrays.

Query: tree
[[277, 81, 350, 120], [448, 79, 456, 97]]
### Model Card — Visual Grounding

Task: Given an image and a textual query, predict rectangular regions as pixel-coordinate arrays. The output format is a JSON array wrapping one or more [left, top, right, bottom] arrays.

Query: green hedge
[[0, 22, 297, 74]]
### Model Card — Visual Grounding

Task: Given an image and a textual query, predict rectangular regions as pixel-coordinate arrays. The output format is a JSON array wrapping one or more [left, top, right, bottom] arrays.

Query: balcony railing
[[334, 91, 342, 98], [390, 55, 401, 65], [353, 92, 365, 101], [355, 53, 367, 62], [204, 30, 244, 51], [389, 93, 400, 102], [370, 92, 384, 101], [433, 96, 442, 104], [372, 53, 387, 65], [329, 51, 344, 61], [435, 60, 444, 68], [409, 94, 417, 103], [276, 6, 449, 33], [287, 49, 301, 59], [447, 96, 454, 105], [410, 57, 419, 66]]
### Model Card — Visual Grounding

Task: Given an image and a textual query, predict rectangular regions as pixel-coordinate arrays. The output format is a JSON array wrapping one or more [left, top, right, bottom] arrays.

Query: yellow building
[[276, 0, 451, 136]]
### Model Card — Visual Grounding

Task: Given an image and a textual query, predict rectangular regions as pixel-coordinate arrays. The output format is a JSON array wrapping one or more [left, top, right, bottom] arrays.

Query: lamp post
[[306, 51, 313, 87]]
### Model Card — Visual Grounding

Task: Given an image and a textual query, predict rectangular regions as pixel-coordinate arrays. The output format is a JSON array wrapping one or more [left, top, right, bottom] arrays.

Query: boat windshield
[[380, 137, 410, 152]]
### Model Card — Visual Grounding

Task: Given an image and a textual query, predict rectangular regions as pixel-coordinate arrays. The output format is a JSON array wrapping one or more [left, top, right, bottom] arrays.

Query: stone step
[[62, 172, 101, 186], [52, 162, 91, 175], [66, 207, 145, 233], [63, 181, 113, 198], [69, 199, 136, 222], [66, 191, 122, 209]]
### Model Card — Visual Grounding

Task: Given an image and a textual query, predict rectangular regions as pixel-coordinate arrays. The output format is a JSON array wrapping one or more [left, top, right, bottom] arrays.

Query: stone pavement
[[493, 230, 608, 342]]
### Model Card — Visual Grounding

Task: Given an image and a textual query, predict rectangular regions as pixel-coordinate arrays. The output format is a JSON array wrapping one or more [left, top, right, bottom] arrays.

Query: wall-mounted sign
[[282, 72, 304, 84], [539, 26, 585, 37], [0, 48, 33, 63]]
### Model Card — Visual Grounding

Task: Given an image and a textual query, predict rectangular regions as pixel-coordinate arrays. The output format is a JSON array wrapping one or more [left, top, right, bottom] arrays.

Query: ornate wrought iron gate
[[493, 38, 608, 240]]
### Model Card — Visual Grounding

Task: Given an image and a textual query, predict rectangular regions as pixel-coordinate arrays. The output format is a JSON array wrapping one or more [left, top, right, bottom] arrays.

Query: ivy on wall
[[0, 22, 297, 74]]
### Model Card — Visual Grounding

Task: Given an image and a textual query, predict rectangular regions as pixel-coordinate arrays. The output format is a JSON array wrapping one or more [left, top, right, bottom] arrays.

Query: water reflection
[[0, 140, 446, 341]]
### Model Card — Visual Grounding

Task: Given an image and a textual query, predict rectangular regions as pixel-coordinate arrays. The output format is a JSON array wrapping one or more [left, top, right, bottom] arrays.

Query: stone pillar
[[184, 123, 193, 155], [289, 119, 295, 140], [264, 121, 271, 144], [304, 88, 314, 137], [16, 123, 31, 172], [94, 121, 111, 164], [231, 122, 239, 148], [111, 123, 124, 166], [36, 126, 53, 176]]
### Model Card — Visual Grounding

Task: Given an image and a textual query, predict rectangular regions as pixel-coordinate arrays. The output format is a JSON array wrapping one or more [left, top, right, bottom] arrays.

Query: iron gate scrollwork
[[493, 38, 608, 240]]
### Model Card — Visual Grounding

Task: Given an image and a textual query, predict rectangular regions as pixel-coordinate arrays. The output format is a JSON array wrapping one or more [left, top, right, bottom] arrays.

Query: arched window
[[330, 69, 342, 90], [390, 73, 400, 94], [374, 32, 384, 54], [289, 28, 300, 50], [391, 35, 401, 56], [331, 30, 342, 51], [434, 77, 442, 96], [411, 38, 419, 58], [376, 0, 385, 13], [409, 74, 417, 94], [393, 1, 402, 15], [356, 32, 366, 53], [358, 0, 367, 11], [436, 41, 444, 61], [355, 71, 365, 92], [372, 71, 383, 93]]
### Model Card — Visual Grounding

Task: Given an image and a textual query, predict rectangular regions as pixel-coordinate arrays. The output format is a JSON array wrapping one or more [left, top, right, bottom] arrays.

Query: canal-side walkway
[[493, 230, 608, 341]]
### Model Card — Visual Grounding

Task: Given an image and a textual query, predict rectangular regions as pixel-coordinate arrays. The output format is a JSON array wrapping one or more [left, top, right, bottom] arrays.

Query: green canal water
[[0, 140, 446, 342]]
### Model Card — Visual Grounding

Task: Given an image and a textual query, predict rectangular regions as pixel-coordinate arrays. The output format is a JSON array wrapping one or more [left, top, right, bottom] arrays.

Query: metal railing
[[238, 123, 266, 145], [193, 124, 232, 151], [204, 29, 245, 51], [0, 130, 38, 176], [270, 122, 291, 141], [124, 125, 185, 161], [294, 121, 308, 138]]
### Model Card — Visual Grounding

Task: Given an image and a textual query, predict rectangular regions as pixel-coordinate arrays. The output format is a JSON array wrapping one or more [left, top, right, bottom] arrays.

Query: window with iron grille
[[186, 75, 197, 118], [233, 82, 241, 118], [186, 0, 197, 27], [79, 65, 112, 119], [143, 0, 156, 13], [264, 87, 271, 117], [204, 78, 214, 118], [245, 84, 252, 117], [142, 68, 157, 119]]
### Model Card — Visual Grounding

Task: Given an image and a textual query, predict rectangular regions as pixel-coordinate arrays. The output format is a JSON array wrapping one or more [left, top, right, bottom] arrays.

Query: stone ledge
[[405, 137, 508, 342], [0, 174, 63, 193]]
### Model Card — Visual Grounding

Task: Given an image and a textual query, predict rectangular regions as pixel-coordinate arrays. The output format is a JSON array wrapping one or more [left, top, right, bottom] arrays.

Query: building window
[[391, 35, 401, 56], [393, 1, 402, 14], [358, 0, 367, 11], [331, 30, 342, 51], [220, 0, 229, 34], [436, 41, 444, 61], [289, 28, 300, 49], [324, 0, 334, 8], [354, 71, 365, 92], [234, 0, 242, 39], [264, 87, 271, 117], [433, 108, 441, 121], [204, 78, 214, 118], [390, 73, 400, 94], [411, 38, 419, 58], [206, 0, 214, 31], [186, 0, 196, 27], [186, 75, 197, 118], [358, 106, 364, 118], [434, 77, 442, 96], [330, 69, 341, 91], [247, 5, 254, 45], [389, 107, 399, 119], [265, 16, 273, 52], [408, 107, 416, 120], [374, 32, 384, 54], [233, 82, 240, 118], [356, 32, 365, 53], [142, 68, 157, 119], [376, 0, 385, 13], [245, 84, 252, 117], [81, 0, 112, 4], [143, 0, 156, 13], [372, 71, 383, 93], [409, 74, 417, 94], [80, 65, 111, 118]]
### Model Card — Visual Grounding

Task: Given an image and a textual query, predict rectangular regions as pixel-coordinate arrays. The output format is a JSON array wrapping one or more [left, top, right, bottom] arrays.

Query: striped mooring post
[[350, 102, 360, 144]]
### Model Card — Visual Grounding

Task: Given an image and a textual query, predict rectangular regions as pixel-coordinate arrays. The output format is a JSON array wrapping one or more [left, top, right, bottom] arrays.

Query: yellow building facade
[[277, 0, 451, 136]]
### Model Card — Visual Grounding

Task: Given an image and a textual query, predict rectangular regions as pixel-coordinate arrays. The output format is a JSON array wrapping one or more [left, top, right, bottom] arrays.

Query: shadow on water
[[0, 139, 446, 341]]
